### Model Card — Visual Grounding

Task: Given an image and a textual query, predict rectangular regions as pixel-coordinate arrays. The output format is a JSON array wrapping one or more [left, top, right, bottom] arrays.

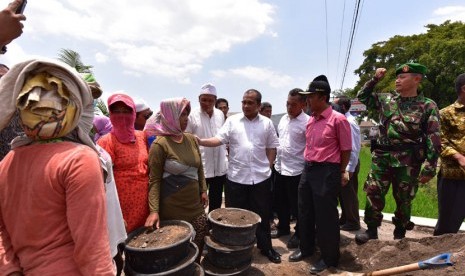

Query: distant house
[[359, 121, 378, 141]]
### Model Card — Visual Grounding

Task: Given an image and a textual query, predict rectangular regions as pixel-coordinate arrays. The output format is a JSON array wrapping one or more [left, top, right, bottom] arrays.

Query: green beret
[[395, 62, 427, 76]]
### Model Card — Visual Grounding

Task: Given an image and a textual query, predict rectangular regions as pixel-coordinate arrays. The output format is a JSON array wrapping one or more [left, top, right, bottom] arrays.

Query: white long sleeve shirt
[[186, 107, 228, 178], [216, 113, 279, 185], [345, 112, 361, 172], [274, 111, 309, 176]]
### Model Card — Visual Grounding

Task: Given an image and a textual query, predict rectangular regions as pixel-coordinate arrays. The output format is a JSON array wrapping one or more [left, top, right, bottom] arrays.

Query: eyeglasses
[[144, 112, 153, 120]]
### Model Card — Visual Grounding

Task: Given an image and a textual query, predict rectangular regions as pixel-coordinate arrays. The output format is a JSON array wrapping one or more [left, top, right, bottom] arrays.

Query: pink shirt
[[0, 142, 115, 276], [304, 106, 352, 163]]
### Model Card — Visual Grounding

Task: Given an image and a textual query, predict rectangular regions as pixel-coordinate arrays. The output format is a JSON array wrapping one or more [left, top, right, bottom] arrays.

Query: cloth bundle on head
[[151, 97, 190, 137], [134, 98, 150, 113], [199, 83, 217, 97], [93, 115, 112, 142], [0, 58, 96, 151], [108, 93, 136, 144]]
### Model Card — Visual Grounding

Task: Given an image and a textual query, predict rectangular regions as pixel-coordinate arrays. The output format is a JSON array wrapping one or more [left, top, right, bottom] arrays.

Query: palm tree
[[57, 49, 109, 116], [57, 49, 93, 73]]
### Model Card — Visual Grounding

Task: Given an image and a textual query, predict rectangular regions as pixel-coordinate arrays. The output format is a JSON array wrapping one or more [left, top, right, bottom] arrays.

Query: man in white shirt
[[199, 89, 281, 264], [273, 88, 309, 249], [186, 83, 228, 212], [334, 96, 361, 231]]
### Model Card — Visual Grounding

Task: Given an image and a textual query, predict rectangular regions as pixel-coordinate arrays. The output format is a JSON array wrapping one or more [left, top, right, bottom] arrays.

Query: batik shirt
[[439, 100, 465, 179], [357, 78, 441, 177]]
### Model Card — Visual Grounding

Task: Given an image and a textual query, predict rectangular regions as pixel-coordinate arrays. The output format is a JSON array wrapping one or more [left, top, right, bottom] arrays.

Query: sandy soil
[[237, 220, 465, 276]]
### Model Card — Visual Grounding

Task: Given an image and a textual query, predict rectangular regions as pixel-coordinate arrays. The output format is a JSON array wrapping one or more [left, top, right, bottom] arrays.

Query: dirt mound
[[337, 233, 465, 275]]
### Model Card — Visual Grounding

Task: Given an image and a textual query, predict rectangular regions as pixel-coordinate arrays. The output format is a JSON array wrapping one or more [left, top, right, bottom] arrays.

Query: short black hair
[[288, 88, 306, 102], [455, 73, 465, 95], [215, 98, 229, 108], [336, 95, 351, 110], [260, 101, 272, 111], [245, 89, 262, 105]]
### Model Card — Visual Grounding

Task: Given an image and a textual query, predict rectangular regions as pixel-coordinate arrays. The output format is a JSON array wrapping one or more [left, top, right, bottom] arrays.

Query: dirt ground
[[234, 220, 465, 276]]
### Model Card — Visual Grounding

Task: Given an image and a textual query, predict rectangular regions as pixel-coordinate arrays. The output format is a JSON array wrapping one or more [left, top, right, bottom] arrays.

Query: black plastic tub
[[125, 242, 199, 276], [208, 208, 261, 246], [204, 235, 254, 269], [124, 220, 194, 274]]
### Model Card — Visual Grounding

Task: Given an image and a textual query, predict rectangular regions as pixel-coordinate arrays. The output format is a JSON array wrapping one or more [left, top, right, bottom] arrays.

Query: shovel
[[330, 253, 453, 276]]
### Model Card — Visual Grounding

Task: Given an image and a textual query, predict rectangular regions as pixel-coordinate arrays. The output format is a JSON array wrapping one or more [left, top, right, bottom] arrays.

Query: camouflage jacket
[[357, 78, 441, 177], [439, 100, 465, 179]]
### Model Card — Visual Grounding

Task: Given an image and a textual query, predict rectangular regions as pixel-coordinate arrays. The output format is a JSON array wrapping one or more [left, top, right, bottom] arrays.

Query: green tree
[[353, 21, 465, 114], [57, 49, 108, 116]]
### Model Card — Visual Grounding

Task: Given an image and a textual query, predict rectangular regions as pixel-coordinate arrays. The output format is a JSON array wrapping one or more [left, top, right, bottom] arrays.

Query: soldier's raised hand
[[374, 68, 387, 80]]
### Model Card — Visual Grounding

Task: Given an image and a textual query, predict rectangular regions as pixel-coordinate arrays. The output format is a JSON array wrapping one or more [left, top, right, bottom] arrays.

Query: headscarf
[[0, 58, 96, 152], [108, 93, 136, 144], [151, 97, 190, 137], [93, 115, 112, 142]]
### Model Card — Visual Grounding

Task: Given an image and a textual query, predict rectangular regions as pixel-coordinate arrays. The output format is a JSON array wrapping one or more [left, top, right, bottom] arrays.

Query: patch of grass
[[357, 146, 438, 219]]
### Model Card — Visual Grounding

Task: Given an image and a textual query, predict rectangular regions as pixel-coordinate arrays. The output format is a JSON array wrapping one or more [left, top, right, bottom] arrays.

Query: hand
[[455, 154, 465, 170], [201, 192, 208, 209], [418, 175, 432, 184], [144, 212, 160, 229], [0, 0, 27, 47], [341, 171, 349, 187], [374, 68, 387, 80]]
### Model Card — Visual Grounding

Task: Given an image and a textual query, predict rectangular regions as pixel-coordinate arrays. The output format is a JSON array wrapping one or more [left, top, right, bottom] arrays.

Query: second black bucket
[[208, 208, 261, 246]]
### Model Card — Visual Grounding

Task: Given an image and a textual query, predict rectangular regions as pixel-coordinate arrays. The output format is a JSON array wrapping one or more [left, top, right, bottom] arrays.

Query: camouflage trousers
[[363, 156, 421, 229]]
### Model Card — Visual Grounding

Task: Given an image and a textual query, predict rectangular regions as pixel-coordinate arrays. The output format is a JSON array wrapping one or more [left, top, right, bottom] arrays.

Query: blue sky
[[1, 0, 464, 114]]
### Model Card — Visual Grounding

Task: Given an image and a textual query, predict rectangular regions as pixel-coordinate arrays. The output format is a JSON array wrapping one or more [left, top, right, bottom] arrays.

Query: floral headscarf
[[151, 97, 190, 137]]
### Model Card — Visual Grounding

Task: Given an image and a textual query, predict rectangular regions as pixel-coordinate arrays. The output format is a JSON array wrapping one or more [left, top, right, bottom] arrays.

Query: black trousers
[[206, 175, 227, 213], [275, 171, 300, 235], [298, 162, 340, 267], [339, 160, 360, 226], [227, 178, 273, 251], [434, 173, 465, 235]]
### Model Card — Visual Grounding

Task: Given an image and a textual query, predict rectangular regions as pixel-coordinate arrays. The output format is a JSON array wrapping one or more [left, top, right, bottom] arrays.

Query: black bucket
[[124, 220, 194, 274], [125, 242, 199, 276], [208, 208, 261, 246], [204, 235, 254, 270]]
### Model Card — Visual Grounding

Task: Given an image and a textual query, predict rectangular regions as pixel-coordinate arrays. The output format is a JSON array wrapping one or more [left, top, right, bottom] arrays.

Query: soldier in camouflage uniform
[[355, 63, 441, 244]]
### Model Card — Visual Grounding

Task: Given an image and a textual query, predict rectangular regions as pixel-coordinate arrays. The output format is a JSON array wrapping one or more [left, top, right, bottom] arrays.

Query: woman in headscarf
[[97, 93, 150, 234], [0, 59, 114, 275], [93, 114, 112, 142], [144, 97, 208, 262]]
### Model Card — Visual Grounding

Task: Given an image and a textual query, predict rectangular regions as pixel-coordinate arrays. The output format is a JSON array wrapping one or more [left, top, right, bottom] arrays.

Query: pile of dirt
[[127, 225, 190, 249], [241, 222, 465, 276], [336, 233, 465, 275], [209, 208, 260, 226]]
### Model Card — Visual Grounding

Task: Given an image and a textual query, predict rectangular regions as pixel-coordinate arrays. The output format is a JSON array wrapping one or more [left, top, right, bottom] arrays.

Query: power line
[[335, 0, 347, 86], [340, 0, 362, 90], [325, 0, 329, 75]]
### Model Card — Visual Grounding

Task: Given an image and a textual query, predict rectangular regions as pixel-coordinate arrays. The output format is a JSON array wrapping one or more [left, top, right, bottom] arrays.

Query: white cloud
[[216, 66, 293, 88], [431, 6, 465, 23], [25, 0, 276, 82], [95, 52, 108, 63]]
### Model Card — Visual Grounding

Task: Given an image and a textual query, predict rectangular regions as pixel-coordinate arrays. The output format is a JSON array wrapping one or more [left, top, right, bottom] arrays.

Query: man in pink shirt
[[288, 75, 352, 274]]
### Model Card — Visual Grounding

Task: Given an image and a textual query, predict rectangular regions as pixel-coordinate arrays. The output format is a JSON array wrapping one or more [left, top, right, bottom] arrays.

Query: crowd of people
[[1, 1, 465, 275]]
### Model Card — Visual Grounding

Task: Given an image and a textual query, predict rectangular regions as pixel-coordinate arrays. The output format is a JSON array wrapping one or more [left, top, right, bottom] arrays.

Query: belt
[[373, 143, 418, 152], [305, 161, 339, 167]]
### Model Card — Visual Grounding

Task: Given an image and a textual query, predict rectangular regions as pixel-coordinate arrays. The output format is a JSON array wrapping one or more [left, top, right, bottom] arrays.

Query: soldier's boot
[[393, 227, 406, 239], [355, 226, 378, 245], [392, 217, 414, 239]]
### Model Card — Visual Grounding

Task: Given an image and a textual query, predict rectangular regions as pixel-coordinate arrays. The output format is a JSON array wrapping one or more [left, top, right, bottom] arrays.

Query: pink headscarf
[[151, 97, 190, 137], [108, 94, 136, 144], [93, 115, 112, 142]]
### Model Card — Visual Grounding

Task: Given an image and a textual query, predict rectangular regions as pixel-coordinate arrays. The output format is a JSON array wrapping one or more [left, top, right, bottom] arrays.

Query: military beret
[[395, 62, 427, 76]]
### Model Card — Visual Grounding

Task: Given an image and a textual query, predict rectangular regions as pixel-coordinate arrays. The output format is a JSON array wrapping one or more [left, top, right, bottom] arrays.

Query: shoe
[[310, 259, 328, 274], [286, 233, 300, 249], [393, 227, 406, 240], [271, 229, 290, 239], [288, 249, 311, 262], [260, 248, 281, 264], [340, 223, 361, 231], [355, 226, 378, 244]]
